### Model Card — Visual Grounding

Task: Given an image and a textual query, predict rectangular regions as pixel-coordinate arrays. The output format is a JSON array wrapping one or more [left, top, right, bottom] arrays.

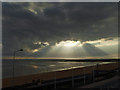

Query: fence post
[[93, 65, 95, 82], [54, 71, 56, 89], [83, 68, 86, 85], [72, 66, 74, 88]]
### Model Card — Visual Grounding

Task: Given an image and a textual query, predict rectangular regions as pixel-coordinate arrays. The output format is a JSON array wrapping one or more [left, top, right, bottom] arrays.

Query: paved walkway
[[80, 75, 120, 88]]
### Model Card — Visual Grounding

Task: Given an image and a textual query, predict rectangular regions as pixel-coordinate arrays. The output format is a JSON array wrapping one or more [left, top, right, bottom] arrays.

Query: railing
[[2, 62, 120, 90]]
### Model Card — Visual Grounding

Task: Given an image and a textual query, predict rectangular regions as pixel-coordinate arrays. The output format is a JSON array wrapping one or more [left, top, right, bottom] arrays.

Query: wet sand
[[2, 62, 120, 88]]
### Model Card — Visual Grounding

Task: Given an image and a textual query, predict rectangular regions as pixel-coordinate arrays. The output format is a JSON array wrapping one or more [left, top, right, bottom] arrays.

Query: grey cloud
[[2, 0, 119, 2], [2, 2, 118, 57]]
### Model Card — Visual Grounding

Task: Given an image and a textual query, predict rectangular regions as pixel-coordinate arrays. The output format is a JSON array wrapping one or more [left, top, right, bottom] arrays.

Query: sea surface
[[2, 59, 111, 79]]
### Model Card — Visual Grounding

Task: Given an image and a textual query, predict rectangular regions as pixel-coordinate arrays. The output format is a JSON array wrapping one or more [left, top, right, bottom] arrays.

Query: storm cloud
[[2, 2, 118, 57]]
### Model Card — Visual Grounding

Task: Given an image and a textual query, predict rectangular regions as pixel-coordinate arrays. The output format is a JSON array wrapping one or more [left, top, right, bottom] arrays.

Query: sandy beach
[[2, 62, 120, 88]]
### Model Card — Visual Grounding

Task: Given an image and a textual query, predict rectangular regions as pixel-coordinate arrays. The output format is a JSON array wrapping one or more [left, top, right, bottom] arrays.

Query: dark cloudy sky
[[2, 2, 119, 59]]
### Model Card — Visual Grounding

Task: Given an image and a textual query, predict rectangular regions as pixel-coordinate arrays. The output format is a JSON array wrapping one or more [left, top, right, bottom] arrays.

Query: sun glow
[[32, 49, 39, 53], [56, 40, 81, 47]]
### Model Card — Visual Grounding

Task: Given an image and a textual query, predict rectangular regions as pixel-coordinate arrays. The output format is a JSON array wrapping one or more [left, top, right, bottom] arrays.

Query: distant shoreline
[[2, 58, 120, 62], [63, 59, 120, 62]]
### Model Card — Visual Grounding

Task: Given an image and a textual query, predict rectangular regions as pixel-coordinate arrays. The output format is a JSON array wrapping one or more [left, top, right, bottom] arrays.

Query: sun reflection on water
[[32, 65, 39, 69]]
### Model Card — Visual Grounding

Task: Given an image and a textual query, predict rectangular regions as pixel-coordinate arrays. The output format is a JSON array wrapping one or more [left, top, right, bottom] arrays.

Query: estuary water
[[2, 59, 110, 79]]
